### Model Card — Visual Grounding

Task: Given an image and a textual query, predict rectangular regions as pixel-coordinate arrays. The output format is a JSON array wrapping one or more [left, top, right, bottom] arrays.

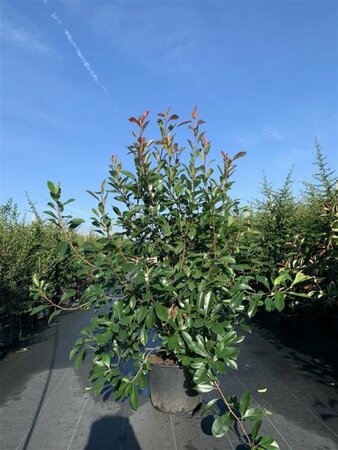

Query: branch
[[39, 289, 87, 311], [213, 379, 255, 448]]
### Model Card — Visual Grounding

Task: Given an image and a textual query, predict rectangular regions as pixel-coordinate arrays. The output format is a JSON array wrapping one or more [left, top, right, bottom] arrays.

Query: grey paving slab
[[68, 390, 128, 449], [239, 327, 338, 433], [236, 349, 338, 441], [15, 370, 89, 450], [126, 399, 174, 450], [169, 408, 232, 450], [0, 367, 71, 449]]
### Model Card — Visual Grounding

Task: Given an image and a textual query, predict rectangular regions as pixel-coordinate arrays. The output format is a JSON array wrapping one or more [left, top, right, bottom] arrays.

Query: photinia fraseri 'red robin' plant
[[31, 108, 310, 449]]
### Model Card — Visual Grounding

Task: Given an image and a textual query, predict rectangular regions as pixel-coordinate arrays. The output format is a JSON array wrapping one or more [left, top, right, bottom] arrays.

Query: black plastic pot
[[149, 361, 201, 414]]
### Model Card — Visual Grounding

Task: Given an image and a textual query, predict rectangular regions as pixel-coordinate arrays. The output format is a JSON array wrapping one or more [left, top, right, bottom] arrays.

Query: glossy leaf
[[211, 412, 231, 438]]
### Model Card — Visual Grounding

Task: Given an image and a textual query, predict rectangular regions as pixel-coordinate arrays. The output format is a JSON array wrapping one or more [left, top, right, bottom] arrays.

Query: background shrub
[[0, 198, 87, 322], [249, 143, 337, 312]]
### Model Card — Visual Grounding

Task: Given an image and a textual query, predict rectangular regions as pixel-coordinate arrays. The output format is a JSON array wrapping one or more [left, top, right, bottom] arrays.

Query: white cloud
[[1, 17, 52, 55], [231, 124, 284, 149]]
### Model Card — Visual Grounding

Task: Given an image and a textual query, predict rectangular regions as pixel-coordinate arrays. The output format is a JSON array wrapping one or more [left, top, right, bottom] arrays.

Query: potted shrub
[[32, 108, 309, 449]]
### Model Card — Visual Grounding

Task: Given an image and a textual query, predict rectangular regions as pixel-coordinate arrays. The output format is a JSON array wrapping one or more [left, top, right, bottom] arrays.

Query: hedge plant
[[32, 108, 310, 449]]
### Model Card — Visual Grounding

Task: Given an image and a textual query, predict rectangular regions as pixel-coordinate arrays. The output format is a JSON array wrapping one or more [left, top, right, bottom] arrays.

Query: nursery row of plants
[[1, 144, 336, 326], [245, 141, 338, 316], [0, 198, 89, 324]]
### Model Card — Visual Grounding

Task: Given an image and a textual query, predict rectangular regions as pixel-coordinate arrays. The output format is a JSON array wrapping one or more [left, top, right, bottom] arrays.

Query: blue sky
[[1, 0, 337, 224]]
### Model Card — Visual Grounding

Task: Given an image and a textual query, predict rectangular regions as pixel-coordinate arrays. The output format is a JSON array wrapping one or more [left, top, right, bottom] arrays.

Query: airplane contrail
[[47, 7, 108, 95]]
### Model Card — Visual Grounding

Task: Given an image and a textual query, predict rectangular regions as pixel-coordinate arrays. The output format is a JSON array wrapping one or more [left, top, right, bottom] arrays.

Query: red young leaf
[[158, 108, 170, 118], [221, 151, 231, 163], [129, 117, 138, 124], [232, 151, 247, 161], [197, 120, 206, 126], [140, 111, 149, 124], [178, 120, 191, 127], [192, 105, 198, 119], [169, 114, 179, 121]]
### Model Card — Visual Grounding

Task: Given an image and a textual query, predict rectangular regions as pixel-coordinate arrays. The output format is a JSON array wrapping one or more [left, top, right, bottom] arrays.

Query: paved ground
[[0, 310, 337, 450]]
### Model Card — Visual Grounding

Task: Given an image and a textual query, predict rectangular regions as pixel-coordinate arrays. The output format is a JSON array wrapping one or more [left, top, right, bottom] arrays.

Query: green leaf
[[239, 321, 251, 334], [192, 341, 209, 358], [210, 321, 225, 336], [188, 227, 196, 240], [174, 242, 184, 255], [140, 327, 147, 345], [199, 398, 218, 416], [145, 308, 155, 327], [291, 271, 311, 286], [182, 331, 209, 357], [130, 384, 139, 410], [47, 180, 56, 194], [44, 210, 58, 220], [137, 372, 147, 389], [101, 354, 110, 368], [129, 296, 136, 310], [223, 331, 238, 345], [239, 391, 251, 417], [74, 350, 86, 369], [203, 291, 212, 311], [69, 345, 79, 361], [193, 367, 208, 384], [68, 218, 84, 229], [135, 305, 147, 323], [257, 275, 270, 289], [264, 297, 275, 312], [219, 346, 239, 359], [167, 335, 179, 350], [211, 412, 231, 438], [154, 303, 168, 322], [230, 293, 243, 310], [56, 241, 68, 258], [181, 330, 194, 348], [188, 280, 195, 291], [256, 435, 280, 450], [30, 305, 48, 316], [273, 271, 291, 287], [247, 298, 258, 318], [63, 198, 75, 206], [274, 291, 285, 312], [48, 309, 61, 324], [243, 407, 263, 421], [32, 274, 40, 287], [224, 358, 238, 370], [120, 170, 136, 180], [251, 418, 262, 440], [195, 383, 215, 393], [288, 291, 310, 298], [62, 289, 77, 301]]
